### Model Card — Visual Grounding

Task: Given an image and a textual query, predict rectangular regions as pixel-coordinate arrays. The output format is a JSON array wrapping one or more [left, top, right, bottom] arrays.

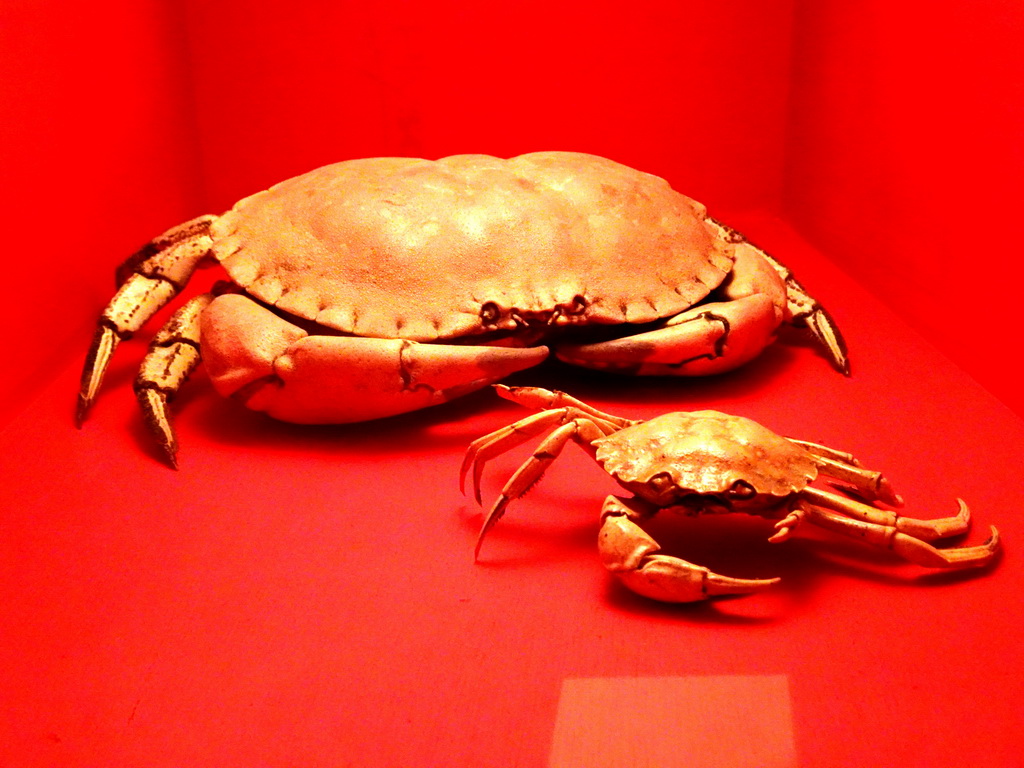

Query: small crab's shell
[[208, 152, 734, 342], [595, 410, 819, 500]]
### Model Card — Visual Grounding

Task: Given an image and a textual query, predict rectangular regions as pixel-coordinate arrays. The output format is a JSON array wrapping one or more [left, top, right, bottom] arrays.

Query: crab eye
[[648, 471, 675, 495], [726, 480, 756, 499], [480, 301, 501, 324], [565, 294, 588, 315]]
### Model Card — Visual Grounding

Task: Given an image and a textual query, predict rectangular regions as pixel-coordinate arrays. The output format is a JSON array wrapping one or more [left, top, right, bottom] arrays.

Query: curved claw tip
[[704, 573, 781, 599]]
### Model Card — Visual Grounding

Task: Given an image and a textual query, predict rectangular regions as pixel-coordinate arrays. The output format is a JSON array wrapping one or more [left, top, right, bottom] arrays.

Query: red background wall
[[784, 0, 1024, 416], [3, 0, 1021, 426]]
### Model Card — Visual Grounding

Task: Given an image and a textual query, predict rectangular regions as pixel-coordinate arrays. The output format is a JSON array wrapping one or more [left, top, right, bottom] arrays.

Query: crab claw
[[201, 294, 549, 424], [599, 497, 780, 602]]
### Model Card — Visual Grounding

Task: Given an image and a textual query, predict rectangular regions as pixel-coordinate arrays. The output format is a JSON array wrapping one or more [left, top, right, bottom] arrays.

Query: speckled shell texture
[[595, 411, 819, 498], [209, 152, 734, 341]]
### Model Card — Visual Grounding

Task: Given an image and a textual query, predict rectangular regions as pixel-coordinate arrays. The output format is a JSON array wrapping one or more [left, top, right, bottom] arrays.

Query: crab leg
[[493, 385, 636, 428], [810, 455, 903, 506], [461, 405, 621, 503], [461, 409, 572, 502], [461, 384, 631, 501], [135, 293, 214, 467], [800, 488, 1000, 568], [801, 487, 975, 541], [784, 439, 902, 505], [557, 220, 850, 377], [77, 215, 215, 425], [473, 416, 607, 559], [599, 496, 781, 602], [707, 217, 850, 375], [786, 438, 863, 467]]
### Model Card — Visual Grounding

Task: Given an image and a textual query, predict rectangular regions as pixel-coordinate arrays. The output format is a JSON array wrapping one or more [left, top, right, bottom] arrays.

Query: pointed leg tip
[[137, 387, 182, 470], [803, 308, 850, 376], [878, 479, 904, 507], [74, 397, 90, 429], [826, 347, 851, 377]]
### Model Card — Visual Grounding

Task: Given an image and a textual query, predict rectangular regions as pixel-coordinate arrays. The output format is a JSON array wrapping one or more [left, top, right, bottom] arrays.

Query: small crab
[[77, 152, 848, 466], [463, 386, 1000, 603]]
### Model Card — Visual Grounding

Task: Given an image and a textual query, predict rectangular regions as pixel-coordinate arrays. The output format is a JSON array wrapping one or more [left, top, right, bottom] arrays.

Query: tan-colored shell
[[594, 410, 819, 498], [208, 152, 734, 341]]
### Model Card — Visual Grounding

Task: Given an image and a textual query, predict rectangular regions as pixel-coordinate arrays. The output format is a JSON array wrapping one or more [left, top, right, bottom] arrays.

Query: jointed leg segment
[[707, 217, 850, 375], [134, 293, 214, 468], [798, 488, 1000, 569], [790, 438, 903, 506], [463, 404, 619, 558], [77, 215, 215, 426]]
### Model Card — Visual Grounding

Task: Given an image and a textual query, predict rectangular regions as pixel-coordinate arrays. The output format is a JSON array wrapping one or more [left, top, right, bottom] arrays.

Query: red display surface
[[3, 218, 1022, 766], [3, 1, 1023, 765]]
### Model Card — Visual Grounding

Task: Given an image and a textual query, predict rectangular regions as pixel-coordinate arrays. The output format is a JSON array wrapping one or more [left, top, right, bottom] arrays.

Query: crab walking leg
[[474, 417, 607, 559], [706, 217, 850, 375], [787, 439, 863, 467], [77, 215, 216, 425], [134, 293, 214, 467], [809, 454, 903, 506], [200, 293, 549, 425], [493, 385, 636, 428], [462, 410, 571, 502], [599, 496, 781, 602], [784, 439, 903, 505], [800, 499, 1000, 569], [801, 486, 979, 542], [461, 407, 621, 503]]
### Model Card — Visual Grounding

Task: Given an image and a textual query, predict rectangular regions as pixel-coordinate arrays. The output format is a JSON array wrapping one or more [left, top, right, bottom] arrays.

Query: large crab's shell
[[595, 411, 819, 498], [208, 152, 734, 341]]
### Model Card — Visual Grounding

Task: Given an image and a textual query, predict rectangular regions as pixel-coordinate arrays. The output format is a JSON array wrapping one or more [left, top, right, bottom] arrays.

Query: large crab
[[464, 386, 1000, 603], [77, 152, 848, 466]]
